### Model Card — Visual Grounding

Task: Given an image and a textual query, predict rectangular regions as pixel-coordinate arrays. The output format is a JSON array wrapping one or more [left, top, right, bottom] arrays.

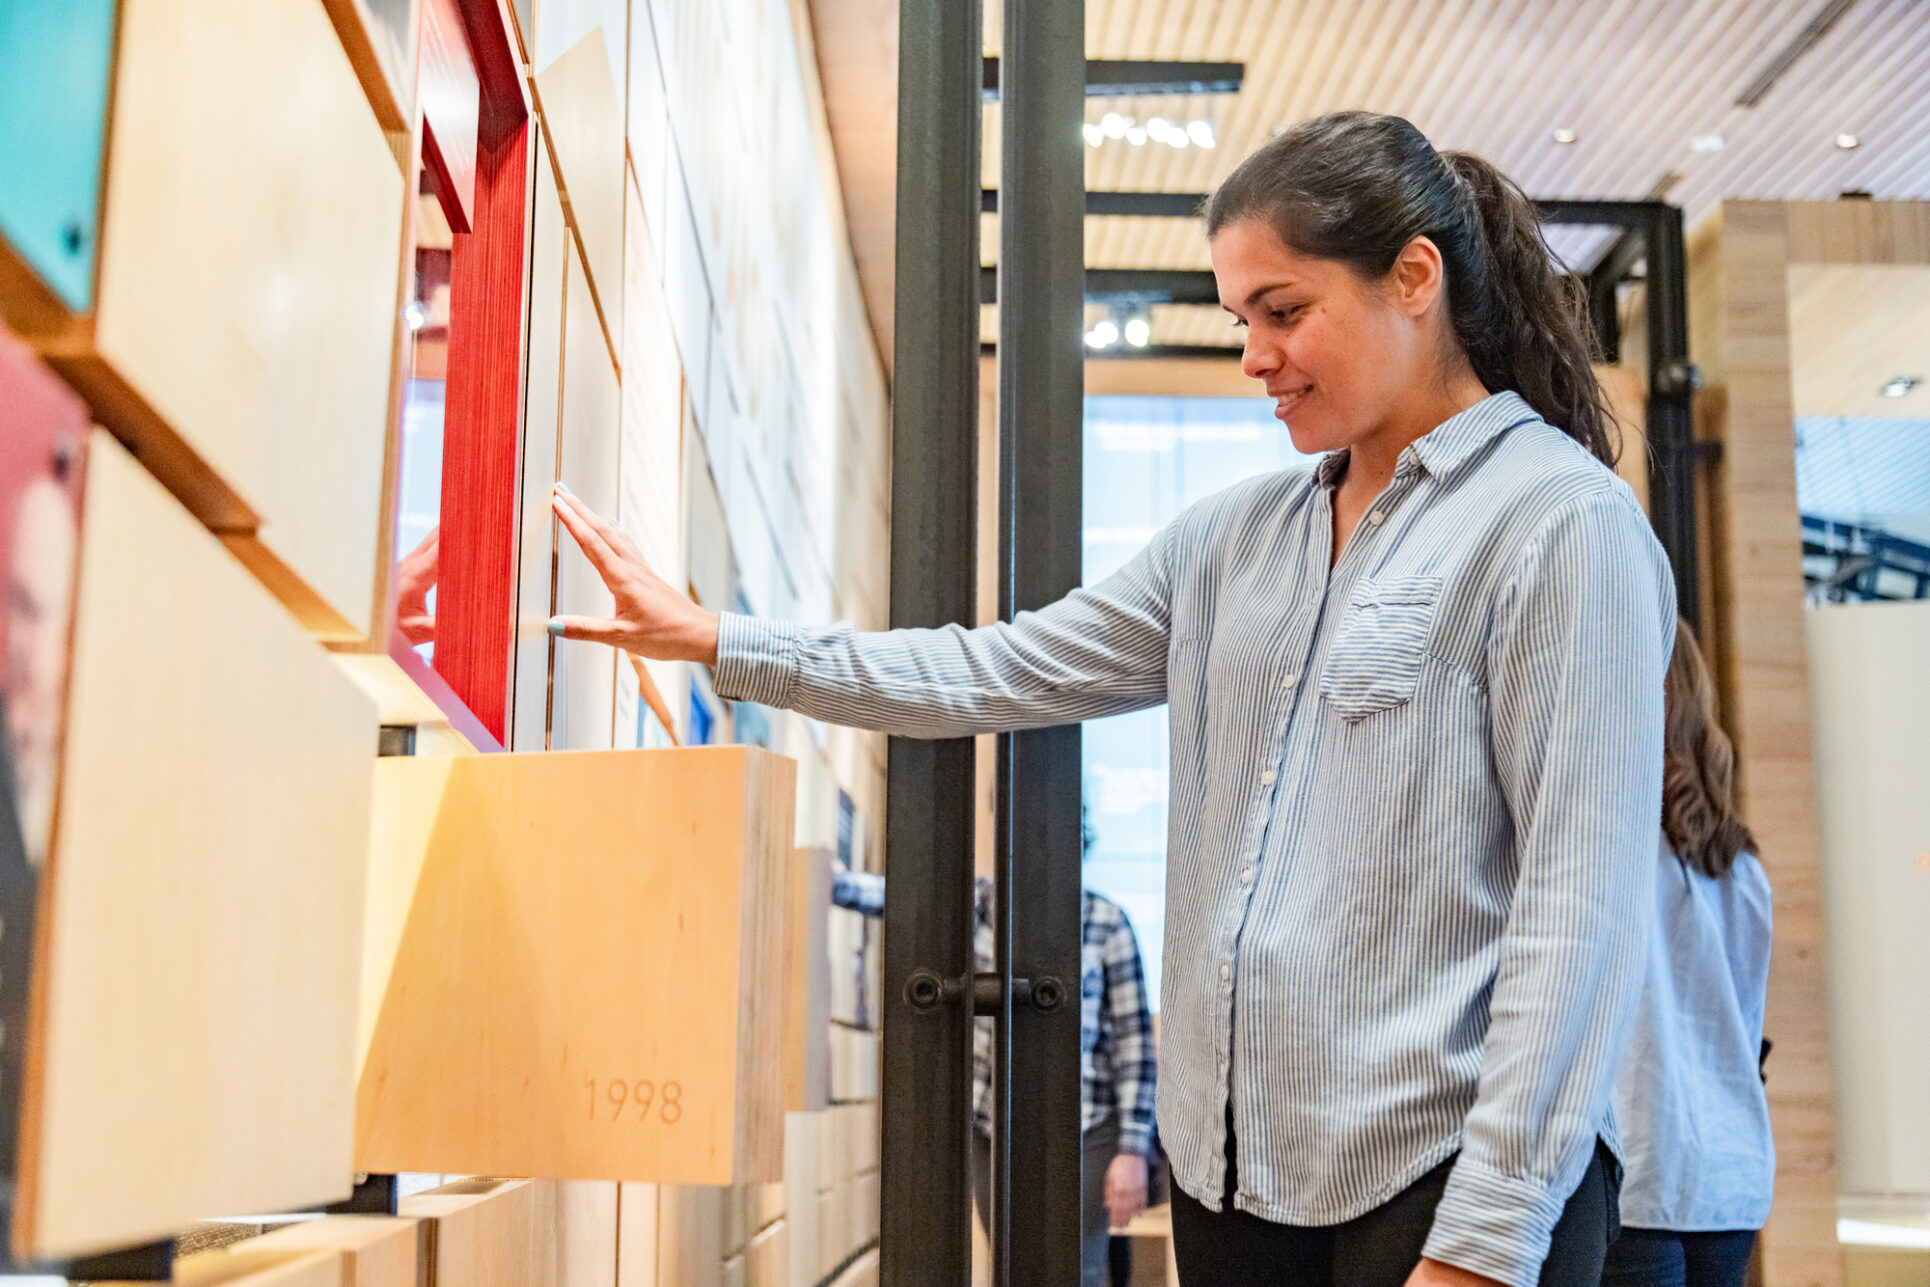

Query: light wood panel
[[18, 431, 376, 1258], [399, 1178, 539, 1287], [532, 1180, 620, 1287], [616, 1183, 659, 1287], [357, 746, 795, 1183], [1804, 601, 1930, 1196], [551, 242, 622, 751], [148, 1246, 344, 1287], [28, 0, 404, 642], [536, 27, 627, 359], [511, 132, 570, 752], [319, 0, 420, 133], [788, 848, 832, 1113], [248, 1215, 426, 1287], [1688, 198, 1930, 1287], [1786, 263, 1930, 419]]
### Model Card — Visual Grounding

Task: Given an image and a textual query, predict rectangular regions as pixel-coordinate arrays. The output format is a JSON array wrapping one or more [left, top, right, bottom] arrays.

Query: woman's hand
[[1104, 1153, 1149, 1231], [1403, 1258, 1508, 1287], [548, 483, 721, 664], [395, 526, 439, 646]]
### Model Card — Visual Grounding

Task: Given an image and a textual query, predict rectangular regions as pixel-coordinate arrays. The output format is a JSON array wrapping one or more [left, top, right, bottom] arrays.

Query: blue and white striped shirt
[[716, 392, 1673, 1287]]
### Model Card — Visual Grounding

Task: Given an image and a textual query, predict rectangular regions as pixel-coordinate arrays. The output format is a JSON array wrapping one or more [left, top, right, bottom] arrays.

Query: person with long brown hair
[[1601, 621, 1775, 1287], [548, 110, 1676, 1287]]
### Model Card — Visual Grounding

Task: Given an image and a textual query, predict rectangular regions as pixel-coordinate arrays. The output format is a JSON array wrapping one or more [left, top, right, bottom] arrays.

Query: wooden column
[[1687, 199, 1930, 1287]]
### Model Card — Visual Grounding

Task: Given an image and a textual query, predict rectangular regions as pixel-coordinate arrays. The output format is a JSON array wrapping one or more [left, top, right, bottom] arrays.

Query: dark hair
[[1205, 111, 1616, 465], [1662, 618, 1756, 878]]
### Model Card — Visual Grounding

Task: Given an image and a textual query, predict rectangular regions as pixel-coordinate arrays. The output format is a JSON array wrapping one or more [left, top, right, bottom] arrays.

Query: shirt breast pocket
[[1319, 575, 1443, 722]]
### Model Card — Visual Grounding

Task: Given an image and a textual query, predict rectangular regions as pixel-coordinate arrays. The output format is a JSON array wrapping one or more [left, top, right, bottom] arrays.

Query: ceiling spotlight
[[1085, 318, 1120, 350], [1169, 130, 1190, 150], [1551, 127, 1578, 145], [1124, 313, 1152, 348], [1188, 120, 1216, 149], [1879, 375, 1921, 398], [1147, 117, 1174, 142], [1126, 125, 1148, 146], [1101, 112, 1131, 139], [1689, 134, 1725, 153], [402, 300, 429, 331], [1083, 122, 1104, 148], [1836, 132, 1861, 149]]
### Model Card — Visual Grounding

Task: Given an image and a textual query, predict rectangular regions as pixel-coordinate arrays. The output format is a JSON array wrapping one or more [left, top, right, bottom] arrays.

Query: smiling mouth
[[1272, 386, 1310, 417]]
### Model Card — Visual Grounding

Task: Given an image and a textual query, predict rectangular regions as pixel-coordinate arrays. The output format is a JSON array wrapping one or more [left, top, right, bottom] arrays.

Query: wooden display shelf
[[357, 746, 796, 1184], [16, 431, 376, 1260], [0, 0, 406, 643]]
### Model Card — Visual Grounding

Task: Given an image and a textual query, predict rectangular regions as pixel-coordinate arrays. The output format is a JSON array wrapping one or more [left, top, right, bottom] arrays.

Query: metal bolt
[[905, 969, 945, 1011], [1031, 975, 1066, 1013]]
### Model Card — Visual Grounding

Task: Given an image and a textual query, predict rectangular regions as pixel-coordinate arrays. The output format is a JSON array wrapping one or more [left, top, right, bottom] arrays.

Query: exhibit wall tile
[[20, 431, 375, 1259], [536, 27, 627, 355], [319, 0, 421, 132]]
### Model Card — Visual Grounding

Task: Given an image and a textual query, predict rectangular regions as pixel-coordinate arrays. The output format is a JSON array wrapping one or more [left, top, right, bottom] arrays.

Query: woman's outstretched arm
[[547, 483, 1176, 739]]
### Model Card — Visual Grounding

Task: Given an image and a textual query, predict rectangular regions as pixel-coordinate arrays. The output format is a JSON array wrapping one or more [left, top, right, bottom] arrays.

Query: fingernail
[[554, 481, 573, 496], [546, 619, 565, 637]]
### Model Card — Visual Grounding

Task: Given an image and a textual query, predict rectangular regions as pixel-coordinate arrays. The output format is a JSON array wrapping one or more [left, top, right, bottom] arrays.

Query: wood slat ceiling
[[811, 0, 1930, 365]]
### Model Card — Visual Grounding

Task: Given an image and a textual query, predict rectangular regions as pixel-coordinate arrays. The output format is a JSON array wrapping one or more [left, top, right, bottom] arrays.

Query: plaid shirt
[[832, 871, 1156, 1157]]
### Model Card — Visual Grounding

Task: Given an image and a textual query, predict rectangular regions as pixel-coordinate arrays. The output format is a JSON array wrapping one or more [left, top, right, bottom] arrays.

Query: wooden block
[[656, 1185, 724, 1287], [357, 746, 796, 1183], [828, 1248, 878, 1287], [744, 1220, 787, 1287], [783, 1116, 823, 1287], [17, 431, 376, 1259], [848, 1172, 879, 1249], [531, 1180, 619, 1287], [788, 848, 833, 1112], [752, 1183, 786, 1236], [510, 129, 570, 752], [828, 1026, 880, 1104], [249, 1215, 425, 1287], [615, 1184, 659, 1287], [535, 27, 626, 354], [319, 0, 420, 132], [550, 241, 621, 751], [400, 1177, 538, 1287], [153, 1246, 345, 1287], [25, 0, 405, 642], [815, 1187, 843, 1281]]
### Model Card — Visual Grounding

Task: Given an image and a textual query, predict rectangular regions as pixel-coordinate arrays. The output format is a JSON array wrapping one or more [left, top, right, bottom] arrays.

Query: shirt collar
[[1312, 391, 1539, 488]]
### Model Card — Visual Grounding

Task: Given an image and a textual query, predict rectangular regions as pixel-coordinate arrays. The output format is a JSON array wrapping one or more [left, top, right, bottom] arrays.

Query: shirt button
[[1260, 770, 1276, 786], [1239, 868, 1254, 887], [1219, 963, 1231, 983], [1280, 671, 1299, 689], [1368, 509, 1387, 525]]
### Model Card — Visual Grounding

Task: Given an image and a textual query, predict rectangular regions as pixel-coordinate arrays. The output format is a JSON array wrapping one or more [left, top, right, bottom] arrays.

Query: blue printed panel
[[0, 0, 119, 313]]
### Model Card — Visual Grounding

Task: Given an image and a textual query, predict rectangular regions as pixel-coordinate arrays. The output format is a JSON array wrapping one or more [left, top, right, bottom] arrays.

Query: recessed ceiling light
[[1879, 375, 1920, 398], [1551, 127, 1578, 144], [1188, 120, 1217, 149], [1125, 125, 1148, 146], [1836, 132, 1861, 149], [1689, 134, 1725, 153], [1101, 112, 1131, 140], [1082, 123, 1104, 148], [1085, 319, 1119, 350]]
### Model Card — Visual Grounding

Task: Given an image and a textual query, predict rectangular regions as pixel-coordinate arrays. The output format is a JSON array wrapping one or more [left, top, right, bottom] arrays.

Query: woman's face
[[1210, 218, 1441, 457]]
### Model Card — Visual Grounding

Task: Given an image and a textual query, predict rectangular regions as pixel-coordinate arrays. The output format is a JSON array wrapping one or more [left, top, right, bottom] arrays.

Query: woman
[[547, 111, 1675, 1287], [1601, 621, 1775, 1287]]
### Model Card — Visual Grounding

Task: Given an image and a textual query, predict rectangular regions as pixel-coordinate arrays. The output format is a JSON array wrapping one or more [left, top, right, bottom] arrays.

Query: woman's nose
[[1241, 334, 1278, 382]]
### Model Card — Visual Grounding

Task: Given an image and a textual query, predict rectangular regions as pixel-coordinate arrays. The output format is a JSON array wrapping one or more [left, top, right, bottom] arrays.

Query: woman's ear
[[1388, 235, 1447, 318]]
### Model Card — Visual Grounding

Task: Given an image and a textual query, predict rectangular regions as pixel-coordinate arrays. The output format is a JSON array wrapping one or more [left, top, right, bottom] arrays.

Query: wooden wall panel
[[533, 1180, 620, 1287], [248, 1215, 426, 1287], [151, 1246, 344, 1287], [616, 1183, 660, 1287], [536, 27, 627, 355], [550, 244, 621, 751], [319, 0, 421, 132], [510, 136, 570, 752], [1804, 601, 1930, 1195], [1687, 199, 1930, 1287], [788, 848, 832, 1113], [36, 0, 405, 642], [19, 432, 376, 1258], [357, 746, 794, 1183], [399, 1178, 538, 1287]]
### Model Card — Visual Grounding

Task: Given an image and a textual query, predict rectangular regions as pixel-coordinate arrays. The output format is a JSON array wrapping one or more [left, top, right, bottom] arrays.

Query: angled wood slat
[[357, 746, 795, 1184], [18, 431, 376, 1259], [248, 1215, 427, 1287], [19, 0, 405, 643]]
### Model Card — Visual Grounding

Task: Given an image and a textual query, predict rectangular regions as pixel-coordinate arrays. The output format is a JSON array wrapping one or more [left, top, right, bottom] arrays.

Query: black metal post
[[993, 3, 1086, 1287], [879, 1, 980, 1285], [1639, 203, 1702, 636]]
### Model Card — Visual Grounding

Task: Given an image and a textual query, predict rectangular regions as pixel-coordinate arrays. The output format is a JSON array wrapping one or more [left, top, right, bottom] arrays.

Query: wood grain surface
[[534, 27, 626, 362], [248, 1215, 426, 1287], [788, 848, 832, 1113], [357, 746, 795, 1183], [17, 432, 376, 1259]]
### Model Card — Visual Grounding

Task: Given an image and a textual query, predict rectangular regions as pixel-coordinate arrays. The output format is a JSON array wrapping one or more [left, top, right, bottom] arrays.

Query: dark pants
[[1171, 1118, 1616, 1287], [1600, 1228, 1757, 1287], [973, 1118, 1121, 1287]]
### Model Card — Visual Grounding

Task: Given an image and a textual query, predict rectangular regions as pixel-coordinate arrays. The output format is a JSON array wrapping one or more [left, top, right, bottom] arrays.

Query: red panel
[[417, 0, 479, 231]]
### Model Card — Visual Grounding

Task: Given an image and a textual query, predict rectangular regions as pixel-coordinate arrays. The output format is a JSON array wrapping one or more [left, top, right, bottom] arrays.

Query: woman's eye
[[1229, 317, 1248, 330]]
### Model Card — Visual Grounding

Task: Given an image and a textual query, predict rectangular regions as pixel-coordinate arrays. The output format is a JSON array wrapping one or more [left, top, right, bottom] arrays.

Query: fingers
[[551, 489, 627, 583], [547, 615, 629, 647]]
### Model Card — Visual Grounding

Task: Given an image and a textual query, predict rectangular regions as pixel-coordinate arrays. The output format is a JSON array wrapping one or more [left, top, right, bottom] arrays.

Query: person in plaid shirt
[[832, 868, 1157, 1286]]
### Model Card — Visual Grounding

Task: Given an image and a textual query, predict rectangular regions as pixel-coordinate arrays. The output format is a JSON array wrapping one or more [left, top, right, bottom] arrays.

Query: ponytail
[[1205, 111, 1618, 466]]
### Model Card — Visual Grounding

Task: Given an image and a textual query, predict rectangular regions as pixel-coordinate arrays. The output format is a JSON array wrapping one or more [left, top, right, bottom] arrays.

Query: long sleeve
[[711, 524, 1177, 738], [1103, 911, 1157, 1158], [1422, 488, 1674, 1287]]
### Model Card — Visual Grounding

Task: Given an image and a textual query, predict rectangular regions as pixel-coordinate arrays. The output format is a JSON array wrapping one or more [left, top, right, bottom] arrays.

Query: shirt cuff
[[1421, 1155, 1571, 1287], [713, 613, 799, 707], [1117, 1121, 1155, 1158]]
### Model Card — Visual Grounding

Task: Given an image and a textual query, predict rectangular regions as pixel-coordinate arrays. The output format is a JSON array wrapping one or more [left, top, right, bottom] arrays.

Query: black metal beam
[[983, 341, 1242, 361], [1638, 202, 1702, 635], [983, 188, 1209, 218], [981, 266, 1222, 305], [982, 56, 1242, 101], [993, 3, 1086, 1286], [881, 1, 981, 1284]]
